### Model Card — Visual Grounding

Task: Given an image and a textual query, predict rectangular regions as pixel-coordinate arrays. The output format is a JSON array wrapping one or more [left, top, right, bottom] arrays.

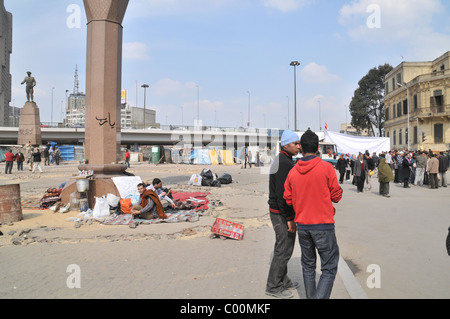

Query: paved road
[[0, 163, 449, 302]]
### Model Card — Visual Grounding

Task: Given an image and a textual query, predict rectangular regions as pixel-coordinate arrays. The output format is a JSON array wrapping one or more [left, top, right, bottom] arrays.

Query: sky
[[5, 0, 450, 132]]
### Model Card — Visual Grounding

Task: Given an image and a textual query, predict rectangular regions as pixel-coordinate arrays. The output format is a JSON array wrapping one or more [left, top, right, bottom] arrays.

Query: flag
[[325, 123, 328, 130]]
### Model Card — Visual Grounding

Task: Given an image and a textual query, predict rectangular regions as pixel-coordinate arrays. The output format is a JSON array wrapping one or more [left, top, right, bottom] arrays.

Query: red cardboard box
[[211, 218, 244, 240]]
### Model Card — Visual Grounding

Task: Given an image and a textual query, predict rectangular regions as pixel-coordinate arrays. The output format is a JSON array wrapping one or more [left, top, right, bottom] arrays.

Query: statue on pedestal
[[21, 71, 36, 102]]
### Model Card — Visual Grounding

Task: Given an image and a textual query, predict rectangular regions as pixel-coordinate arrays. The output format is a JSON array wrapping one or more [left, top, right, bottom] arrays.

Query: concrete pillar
[[82, 0, 129, 169]]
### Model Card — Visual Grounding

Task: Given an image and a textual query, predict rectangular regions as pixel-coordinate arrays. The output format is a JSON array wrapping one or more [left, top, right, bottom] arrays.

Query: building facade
[[384, 52, 450, 152], [0, 0, 12, 126], [65, 92, 86, 126]]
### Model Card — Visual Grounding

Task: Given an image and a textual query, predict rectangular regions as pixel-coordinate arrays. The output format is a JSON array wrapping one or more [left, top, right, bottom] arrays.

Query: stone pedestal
[[17, 102, 42, 146]]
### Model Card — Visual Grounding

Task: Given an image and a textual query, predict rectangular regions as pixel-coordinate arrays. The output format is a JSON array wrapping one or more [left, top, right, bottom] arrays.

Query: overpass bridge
[[0, 127, 281, 148]]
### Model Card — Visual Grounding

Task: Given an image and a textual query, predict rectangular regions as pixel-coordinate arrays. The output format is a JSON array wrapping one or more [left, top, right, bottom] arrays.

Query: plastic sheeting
[[324, 131, 390, 155]]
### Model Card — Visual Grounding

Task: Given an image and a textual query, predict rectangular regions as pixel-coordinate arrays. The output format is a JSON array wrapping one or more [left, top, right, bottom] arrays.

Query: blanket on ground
[[101, 210, 205, 225], [171, 191, 210, 211]]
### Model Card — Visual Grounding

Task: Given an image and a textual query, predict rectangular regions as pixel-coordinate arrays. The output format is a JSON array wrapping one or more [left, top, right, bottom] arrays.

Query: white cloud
[[338, 0, 450, 60], [151, 78, 196, 98], [262, 0, 311, 12], [300, 62, 341, 84], [123, 42, 150, 61]]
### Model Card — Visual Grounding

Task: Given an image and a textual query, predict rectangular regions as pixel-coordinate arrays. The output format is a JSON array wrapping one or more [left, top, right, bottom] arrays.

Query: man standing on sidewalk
[[414, 151, 427, 186], [284, 129, 343, 299], [265, 130, 300, 299], [4, 149, 14, 174]]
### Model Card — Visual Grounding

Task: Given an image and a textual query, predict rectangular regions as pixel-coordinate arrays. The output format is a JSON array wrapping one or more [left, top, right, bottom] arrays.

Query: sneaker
[[265, 290, 294, 299], [283, 281, 300, 290]]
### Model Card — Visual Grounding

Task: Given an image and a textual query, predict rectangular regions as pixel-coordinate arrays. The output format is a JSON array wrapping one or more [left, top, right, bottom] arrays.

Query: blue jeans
[[266, 212, 296, 293], [297, 227, 339, 299]]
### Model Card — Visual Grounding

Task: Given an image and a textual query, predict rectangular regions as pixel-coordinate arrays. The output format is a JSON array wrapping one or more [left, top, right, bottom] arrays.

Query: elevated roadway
[[0, 127, 279, 148]]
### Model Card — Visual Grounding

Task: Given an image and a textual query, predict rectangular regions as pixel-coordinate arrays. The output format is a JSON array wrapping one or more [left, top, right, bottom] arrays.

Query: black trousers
[[356, 174, 365, 192], [266, 212, 296, 293]]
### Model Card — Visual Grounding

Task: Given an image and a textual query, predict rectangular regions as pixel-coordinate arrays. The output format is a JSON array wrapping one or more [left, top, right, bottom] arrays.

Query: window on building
[[405, 128, 409, 146], [385, 83, 389, 94], [430, 90, 444, 113], [392, 78, 396, 91], [413, 94, 418, 111], [385, 106, 389, 121], [441, 64, 445, 71], [434, 124, 444, 143], [392, 104, 396, 118], [399, 129, 402, 145], [403, 100, 408, 115], [393, 130, 396, 145], [397, 102, 402, 117], [396, 73, 402, 86]]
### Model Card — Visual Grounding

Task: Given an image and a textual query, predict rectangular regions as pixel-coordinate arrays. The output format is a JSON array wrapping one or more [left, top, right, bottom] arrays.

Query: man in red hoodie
[[4, 149, 15, 174], [284, 129, 343, 299]]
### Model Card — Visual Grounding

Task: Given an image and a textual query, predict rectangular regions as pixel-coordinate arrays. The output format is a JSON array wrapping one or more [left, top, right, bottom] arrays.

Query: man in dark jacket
[[438, 152, 448, 187], [266, 130, 300, 299]]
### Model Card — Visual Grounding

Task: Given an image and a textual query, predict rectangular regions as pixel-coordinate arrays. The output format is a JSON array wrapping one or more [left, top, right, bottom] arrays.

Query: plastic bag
[[189, 174, 202, 186], [93, 196, 110, 218], [218, 173, 232, 184], [106, 193, 120, 208], [120, 198, 133, 214]]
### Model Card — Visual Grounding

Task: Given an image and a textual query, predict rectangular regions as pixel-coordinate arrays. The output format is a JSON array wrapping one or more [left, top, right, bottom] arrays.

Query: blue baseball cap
[[281, 130, 299, 146]]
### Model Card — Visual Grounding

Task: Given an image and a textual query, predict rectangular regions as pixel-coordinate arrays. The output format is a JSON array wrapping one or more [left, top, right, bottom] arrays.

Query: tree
[[349, 64, 393, 136]]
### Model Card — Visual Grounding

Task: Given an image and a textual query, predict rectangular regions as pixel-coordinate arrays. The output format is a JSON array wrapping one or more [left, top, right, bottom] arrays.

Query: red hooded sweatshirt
[[284, 156, 343, 228]]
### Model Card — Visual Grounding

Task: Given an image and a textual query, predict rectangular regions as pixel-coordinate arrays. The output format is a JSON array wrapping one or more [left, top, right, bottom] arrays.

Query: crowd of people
[[3, 141, 62, 175], [335, 149, 449, 197]]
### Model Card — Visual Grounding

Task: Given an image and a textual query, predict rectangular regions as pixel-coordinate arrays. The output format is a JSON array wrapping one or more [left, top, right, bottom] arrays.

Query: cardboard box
[[211, 218, 244, 240]]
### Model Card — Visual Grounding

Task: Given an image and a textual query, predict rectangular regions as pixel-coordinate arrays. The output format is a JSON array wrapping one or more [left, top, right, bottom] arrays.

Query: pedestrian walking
[[15, 150, 25, 171], [438, 152, 448, 187], [353, 153, 368, 193], [378, 155, 394, 197], [427, 154, 439, 189], [31, 148, 43, 175], [54, 146, 61, 165], [266, 130, 300, 299], [402, 153, 413, 188], [4, 149, 14, 174], [336, 154, 346, 184], [284, 129, 343, 299], [44, 145, 50, 166], [414, 151, 427, 186], [125, 149, 131, 168]]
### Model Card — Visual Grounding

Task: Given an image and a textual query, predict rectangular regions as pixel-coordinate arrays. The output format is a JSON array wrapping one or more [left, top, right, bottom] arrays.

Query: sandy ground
[[0, 162, 271, 247]]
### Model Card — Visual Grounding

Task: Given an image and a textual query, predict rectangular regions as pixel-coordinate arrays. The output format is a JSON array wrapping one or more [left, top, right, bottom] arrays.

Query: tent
[[208, 148, 220, 165], [220, 149, 234, 165], [324, 131, 390, 155], [190, 148, 212, 165]]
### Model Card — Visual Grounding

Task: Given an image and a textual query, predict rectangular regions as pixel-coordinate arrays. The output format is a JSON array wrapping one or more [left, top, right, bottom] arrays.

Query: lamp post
[[290, 61, 300, 131], [141, 84, 149, 129], [397, 82, 410, 150]]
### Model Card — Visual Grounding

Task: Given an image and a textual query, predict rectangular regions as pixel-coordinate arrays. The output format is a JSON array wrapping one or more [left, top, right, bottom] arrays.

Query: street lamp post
[[397, 82, 410, 150], [290, 61, 300, 131], [141, 84, 149, 129]]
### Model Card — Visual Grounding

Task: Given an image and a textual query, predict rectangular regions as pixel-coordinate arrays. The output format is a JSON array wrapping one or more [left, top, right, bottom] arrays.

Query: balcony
[[416, 104, 450, 120]]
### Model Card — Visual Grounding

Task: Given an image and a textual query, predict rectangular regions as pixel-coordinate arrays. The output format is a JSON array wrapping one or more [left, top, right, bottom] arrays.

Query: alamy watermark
[[366, 4, 381, 29], [366, 264, 381, 289], [66, 4, 81, 29], [66, 264, 81, 289]]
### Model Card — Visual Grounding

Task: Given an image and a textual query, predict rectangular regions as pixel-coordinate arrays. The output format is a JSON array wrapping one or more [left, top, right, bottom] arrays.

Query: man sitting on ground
[[146, 178, 176, 209], [131, 183, 167, 220]]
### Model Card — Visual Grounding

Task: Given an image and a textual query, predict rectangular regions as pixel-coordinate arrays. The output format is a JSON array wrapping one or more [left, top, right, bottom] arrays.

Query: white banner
[[324, 131, 390, 155]]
